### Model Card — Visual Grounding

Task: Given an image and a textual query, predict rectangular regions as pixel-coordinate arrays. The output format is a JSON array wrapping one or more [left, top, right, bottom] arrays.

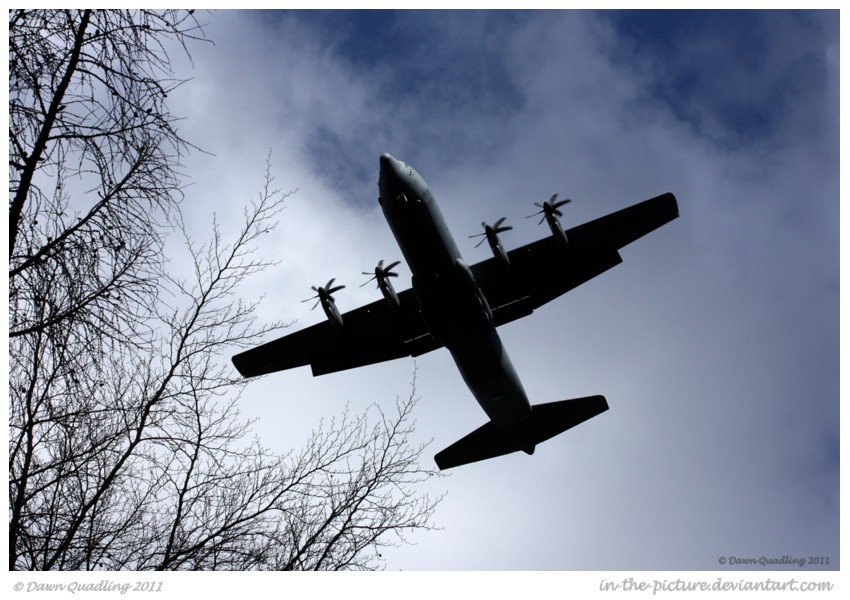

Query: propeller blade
[[302, 284, 322, 303], [304, 278, 344, 304], [301, 294, 321, 310], [362, 260, 402, 286], [528, 196, 571, 223], [527, 204, 547, 218], [472, 219, 510, 242]]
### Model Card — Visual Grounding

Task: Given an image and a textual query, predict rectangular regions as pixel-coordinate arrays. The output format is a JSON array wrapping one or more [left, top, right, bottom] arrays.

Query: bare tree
[[9, 9, 441, 571]]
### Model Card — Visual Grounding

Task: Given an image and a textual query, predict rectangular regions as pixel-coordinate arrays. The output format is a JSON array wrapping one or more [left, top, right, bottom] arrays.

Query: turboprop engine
[[361, 259, 401, 313], [528, 194, 571, 248], [469, 217, 512, 268], [302, 278, 345, 332]]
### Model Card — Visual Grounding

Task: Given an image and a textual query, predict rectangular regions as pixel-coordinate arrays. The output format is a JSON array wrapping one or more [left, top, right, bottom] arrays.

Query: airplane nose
[[379, 153, 404, 195], [379, 153, 400, 176], [379, 153, 417, 204]]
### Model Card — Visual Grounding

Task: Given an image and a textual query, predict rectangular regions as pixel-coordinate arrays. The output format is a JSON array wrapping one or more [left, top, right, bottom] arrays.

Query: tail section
[[434, 395, 608, 470]]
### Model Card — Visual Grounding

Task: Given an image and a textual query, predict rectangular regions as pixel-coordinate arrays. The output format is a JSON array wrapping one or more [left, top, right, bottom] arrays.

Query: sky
[[167, 9, 839, 571]]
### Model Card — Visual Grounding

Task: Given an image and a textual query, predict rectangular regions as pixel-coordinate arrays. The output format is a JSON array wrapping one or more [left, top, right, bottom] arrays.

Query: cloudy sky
[[169, 9, 839, 571]]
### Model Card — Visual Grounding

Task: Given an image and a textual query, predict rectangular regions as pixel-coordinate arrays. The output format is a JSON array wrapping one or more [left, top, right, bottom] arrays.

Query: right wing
[[472, 192, 679, 326], [231, 288, 439, 378]]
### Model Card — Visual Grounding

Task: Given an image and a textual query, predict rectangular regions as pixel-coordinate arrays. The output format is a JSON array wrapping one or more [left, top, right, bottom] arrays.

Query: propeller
[[361, 259, 400, 287], [302, 278, 345, 310], [527, 194, 572, 225], [468, 217, 513, 248]]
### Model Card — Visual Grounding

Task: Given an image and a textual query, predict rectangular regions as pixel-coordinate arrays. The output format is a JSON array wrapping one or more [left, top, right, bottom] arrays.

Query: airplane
[[232, 154, 678, 470]]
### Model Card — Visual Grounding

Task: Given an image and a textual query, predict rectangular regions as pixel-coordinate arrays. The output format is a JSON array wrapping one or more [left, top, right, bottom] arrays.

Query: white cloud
[[168, 10, 838, 571]]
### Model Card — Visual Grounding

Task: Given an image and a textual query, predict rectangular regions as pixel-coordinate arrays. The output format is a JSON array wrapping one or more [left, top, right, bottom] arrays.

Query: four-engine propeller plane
[[232, 154, 678, 469]]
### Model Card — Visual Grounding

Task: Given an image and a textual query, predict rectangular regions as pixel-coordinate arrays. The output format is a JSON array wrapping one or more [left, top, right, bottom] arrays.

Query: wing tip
[[663, 191, 679, 218], [230, 352, 254, 378]]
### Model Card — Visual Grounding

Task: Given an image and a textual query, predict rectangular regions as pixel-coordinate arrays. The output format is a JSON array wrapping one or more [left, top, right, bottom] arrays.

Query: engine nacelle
[[320, 296, 344, 333], [546, 213, 569, 249], [472, 219, 513, 268], [363, 260, 402, 313], [305, 279, 346, 334], [530, 194, 571, 250], [379, 276, 401, 313], [487, 233, 511, 268]]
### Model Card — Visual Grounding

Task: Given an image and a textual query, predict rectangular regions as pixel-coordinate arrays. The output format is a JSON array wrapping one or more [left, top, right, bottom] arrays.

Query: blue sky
[[170, 9, 839, 571]]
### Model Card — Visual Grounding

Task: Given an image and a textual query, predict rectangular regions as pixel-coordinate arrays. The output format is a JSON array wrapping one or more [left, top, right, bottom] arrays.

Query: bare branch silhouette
[[9, 9, 441, 571]]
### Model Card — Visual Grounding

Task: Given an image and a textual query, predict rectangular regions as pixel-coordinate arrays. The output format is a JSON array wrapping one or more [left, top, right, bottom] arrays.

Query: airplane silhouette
[[232, 154, 678, 469]]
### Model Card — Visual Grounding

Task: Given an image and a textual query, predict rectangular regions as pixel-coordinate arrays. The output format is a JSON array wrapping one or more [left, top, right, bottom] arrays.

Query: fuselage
[[378, 153, 532, 430]]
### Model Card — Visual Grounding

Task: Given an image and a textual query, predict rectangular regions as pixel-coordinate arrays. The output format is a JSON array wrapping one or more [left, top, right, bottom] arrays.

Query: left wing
[[231, 288, 438, 378]]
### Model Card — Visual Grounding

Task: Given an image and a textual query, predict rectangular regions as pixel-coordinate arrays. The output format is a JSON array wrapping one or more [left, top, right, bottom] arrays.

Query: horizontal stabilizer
[[434, 395, 608, 470]]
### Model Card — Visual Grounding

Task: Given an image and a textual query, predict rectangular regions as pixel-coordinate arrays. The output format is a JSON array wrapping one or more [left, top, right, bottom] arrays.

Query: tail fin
[[434, 395, 608, 470]]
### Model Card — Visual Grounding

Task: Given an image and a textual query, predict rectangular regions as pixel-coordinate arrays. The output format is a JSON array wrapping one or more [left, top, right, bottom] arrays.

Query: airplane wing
[[232, 192, 677, 379], [231, 288, 439, 378], [472, 192, 679, 326]]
